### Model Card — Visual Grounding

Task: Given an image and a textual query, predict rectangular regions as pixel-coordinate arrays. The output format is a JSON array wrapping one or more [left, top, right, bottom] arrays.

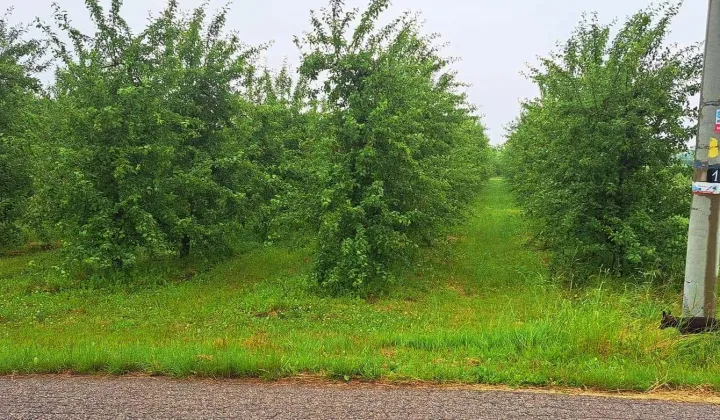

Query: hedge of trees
[[0, 0, 490, 293], [504, 4, 701, 282]]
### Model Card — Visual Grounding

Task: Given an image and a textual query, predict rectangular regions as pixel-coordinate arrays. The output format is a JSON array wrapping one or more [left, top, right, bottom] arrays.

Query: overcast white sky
[[5, 0, 709, 144]]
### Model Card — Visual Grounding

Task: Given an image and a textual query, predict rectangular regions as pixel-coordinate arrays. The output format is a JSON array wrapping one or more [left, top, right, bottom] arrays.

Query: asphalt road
[[1, 376, 719, 419]]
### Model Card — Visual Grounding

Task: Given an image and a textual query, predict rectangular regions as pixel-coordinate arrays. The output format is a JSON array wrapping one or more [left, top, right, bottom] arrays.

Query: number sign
[[709, 166, 720, 184]]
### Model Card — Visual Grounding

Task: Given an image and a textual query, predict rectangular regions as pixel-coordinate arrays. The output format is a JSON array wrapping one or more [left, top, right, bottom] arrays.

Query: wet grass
[[1, 178, 719, 390]]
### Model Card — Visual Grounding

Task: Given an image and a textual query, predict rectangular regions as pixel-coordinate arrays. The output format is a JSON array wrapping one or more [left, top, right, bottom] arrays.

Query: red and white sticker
[[693, 182, 720, 195]]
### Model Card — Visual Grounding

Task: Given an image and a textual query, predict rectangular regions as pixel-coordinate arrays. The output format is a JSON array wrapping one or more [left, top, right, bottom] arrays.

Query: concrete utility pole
[[683, 0, 720, 322]]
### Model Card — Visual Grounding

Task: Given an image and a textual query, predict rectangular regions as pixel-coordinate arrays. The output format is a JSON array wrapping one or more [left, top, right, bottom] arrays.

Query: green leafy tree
[[37, 0, 257, 269], [241, 66, 322, 243], [0, 12, 47, 248], [505, 4, 701, 281], [146, 3, 260, 258], [297, 0, 489, 293]]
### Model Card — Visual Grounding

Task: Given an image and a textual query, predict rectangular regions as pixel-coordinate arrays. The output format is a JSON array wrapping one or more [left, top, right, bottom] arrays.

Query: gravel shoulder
[[2, 375, 720, 419]]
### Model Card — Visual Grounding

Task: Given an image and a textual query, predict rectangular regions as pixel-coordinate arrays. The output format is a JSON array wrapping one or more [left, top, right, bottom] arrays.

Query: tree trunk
[[111, 209, 124, 269], [180, 235, 191, 258]]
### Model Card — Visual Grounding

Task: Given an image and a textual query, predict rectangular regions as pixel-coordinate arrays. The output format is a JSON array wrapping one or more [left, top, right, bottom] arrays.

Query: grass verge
[[1, 178, 719, 390]]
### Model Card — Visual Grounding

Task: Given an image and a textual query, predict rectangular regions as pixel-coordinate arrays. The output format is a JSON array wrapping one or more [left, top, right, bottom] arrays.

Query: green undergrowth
[[1, 178, 718, 390]]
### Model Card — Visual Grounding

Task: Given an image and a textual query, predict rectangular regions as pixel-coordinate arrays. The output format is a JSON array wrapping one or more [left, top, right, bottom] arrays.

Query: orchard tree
[[0, 12, 47, 248], [37, 0, 257, 269], [241, 66, 322, 242], [297, 0, 489, 293], [148, 3, 260, 258], [505, 4, 701, 281]]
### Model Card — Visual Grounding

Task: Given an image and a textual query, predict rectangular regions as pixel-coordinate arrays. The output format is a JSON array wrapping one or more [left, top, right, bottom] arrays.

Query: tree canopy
[[505, 4, 701, 282], [296, 0, 489, 292], [0, 12, 47, 247]]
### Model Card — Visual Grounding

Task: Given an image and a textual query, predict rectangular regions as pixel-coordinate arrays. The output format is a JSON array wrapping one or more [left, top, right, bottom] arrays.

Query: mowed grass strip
[[1, 178, 719, 390]]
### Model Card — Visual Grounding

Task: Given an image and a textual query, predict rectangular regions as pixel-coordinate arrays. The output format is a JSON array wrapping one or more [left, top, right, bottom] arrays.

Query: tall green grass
[[1, 178, 718, 390]]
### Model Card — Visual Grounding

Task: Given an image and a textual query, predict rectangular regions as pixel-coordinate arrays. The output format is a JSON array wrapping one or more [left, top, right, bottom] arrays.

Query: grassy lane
[[1, 178, 719, 390]]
